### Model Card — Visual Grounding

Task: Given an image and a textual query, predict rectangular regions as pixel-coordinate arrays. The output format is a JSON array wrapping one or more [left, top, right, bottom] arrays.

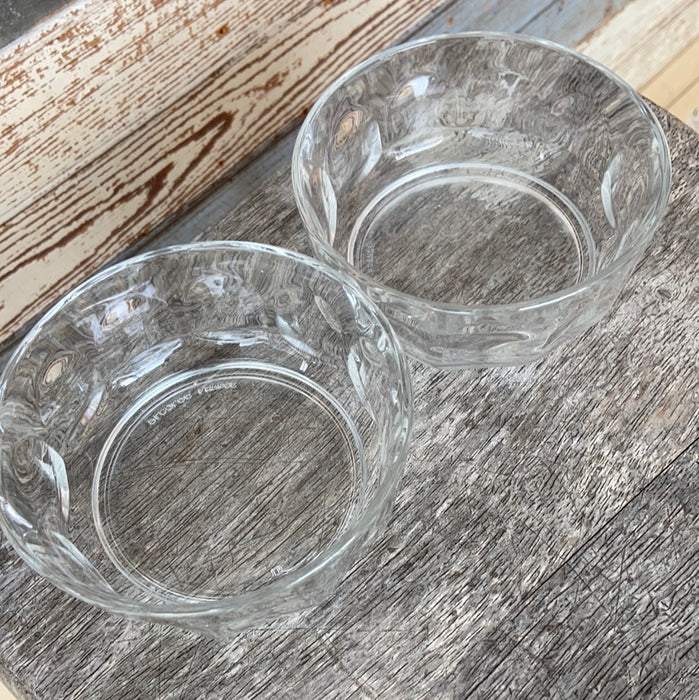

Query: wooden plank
[[0, 0, 323, 219], [641, 35, 699, 108], [0, 105, 697, 700], [416, 0, 552, 35], [408, 0, 629, 47], [667, 76, 699, 131], [519, 0, 629, 46], [445, 439, 699, 697], [0, 0, 445, 343], [576, 0, 699, 89]]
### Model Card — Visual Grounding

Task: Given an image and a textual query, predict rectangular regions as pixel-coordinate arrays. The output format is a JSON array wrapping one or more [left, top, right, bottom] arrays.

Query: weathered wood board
[[0, 106, 696, 699], [0, 0, 445, 343], [639, 33, 699, 109], [576, 0, 699, 89]]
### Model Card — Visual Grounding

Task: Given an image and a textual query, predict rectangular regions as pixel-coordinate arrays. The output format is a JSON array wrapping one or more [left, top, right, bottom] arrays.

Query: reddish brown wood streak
[[0, 111, 233, 284], [169, 111, 234, 191], [245, 71, 290, 97], [83, 36, 101, 52], [3, 140, 20, 158], [0, 163, 175, 285], [2, 222, 144, 334], [229, 4, 354, 90]]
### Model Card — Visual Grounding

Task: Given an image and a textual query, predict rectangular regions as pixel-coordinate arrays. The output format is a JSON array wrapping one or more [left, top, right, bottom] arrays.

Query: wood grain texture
[[576, 0, 699, 88], [1, 0, 282, 215], [121, 0, 640, 290], [667, 77, 699, 131], [579, 0, 699, 132], [0, 106, 696, 699], [414, 0, 629, 47], [641, 36, 699, 109], [447, 441, 699, 698], [0, 0, 444, 343]]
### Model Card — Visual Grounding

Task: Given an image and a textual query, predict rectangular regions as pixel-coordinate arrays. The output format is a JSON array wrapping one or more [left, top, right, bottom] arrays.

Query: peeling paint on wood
[[0, 0, 444, 342]]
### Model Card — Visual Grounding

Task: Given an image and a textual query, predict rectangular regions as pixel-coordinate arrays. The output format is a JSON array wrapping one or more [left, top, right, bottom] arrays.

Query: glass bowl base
[[348, 163, 597, 306], [92, 361, 363, 603]]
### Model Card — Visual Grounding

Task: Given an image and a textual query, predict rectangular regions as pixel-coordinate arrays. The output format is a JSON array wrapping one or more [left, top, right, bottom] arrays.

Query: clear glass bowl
[[292, 32, 671, 368], [0, 242, 411, 634]]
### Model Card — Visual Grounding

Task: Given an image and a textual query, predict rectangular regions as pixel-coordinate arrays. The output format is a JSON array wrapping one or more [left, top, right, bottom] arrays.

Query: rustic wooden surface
[[4, 0, 697, 351], [0, 0, 446, 343], [576, 0, 698, 88], [108, 0, 632, 275], [1, 0, 644, 350], [577, 0, 699, 131], [0, 106, 696, 699], [578, 0, 699, 131]]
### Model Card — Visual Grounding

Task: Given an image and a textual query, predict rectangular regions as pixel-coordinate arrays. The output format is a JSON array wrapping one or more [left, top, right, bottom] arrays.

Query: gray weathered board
[[0, 0, 67, 48], [0, 106, 697, 699]]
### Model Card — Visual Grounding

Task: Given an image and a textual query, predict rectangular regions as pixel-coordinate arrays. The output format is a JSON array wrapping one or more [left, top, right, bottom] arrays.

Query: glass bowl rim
[[0, 240, 413, 620], [291, 30, 672, 315]]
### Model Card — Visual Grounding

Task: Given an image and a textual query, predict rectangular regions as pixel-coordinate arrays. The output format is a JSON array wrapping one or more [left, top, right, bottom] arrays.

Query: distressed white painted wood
[[0, 0, 445, 342]]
